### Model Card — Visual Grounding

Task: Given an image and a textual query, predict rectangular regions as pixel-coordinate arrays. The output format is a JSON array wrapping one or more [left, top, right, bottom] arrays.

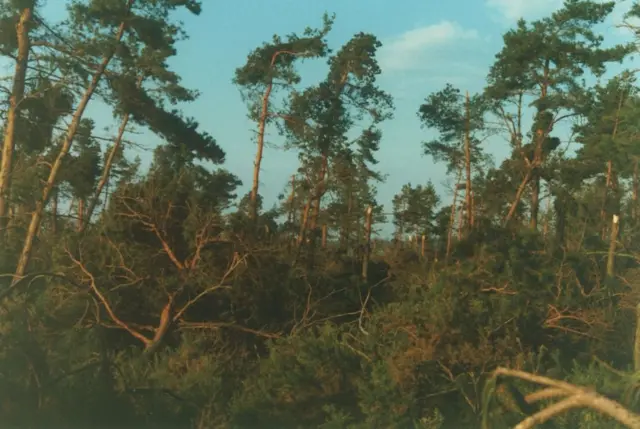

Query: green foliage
[[2, 1, 640, 428]]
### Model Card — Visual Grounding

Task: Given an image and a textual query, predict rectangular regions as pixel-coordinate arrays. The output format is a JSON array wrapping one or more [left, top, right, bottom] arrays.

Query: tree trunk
[[342, 188, 353, 250], [361, 206, 372, 281], [250, 81, 273, 222], [51, 189, 57, 235], [634, 303, 640, 372], [606, 214, 619, 279], [80, 112, 130, 232], [543, 189, 551, 239], [77, 199, 84, 231], [297, 197, 312, 246], [310, 153, 328, 231], [464, 91, 473, 232], [504, 168, 533, 226], [12, 4, 133, 285], [0, 6, 33, 243], [249, 49, 294, 222], [321, 224, 327, 249], [530, 175, 540, 230], [446, 172, 461, 263], [633, 158, 638, 221], [600, 160, 613, 239], [601, 93, 623, 238], [287, 174, 296, 241]]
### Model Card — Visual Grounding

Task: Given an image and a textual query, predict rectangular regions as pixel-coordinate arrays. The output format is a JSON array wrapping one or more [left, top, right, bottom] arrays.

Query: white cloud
[[609, 0, 640, 36], [485, 0, 562, 23], [379, 21, 479, 73]]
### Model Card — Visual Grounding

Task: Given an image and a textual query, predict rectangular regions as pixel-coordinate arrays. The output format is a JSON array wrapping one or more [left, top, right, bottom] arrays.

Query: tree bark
[[0, 6, 33, 243], [80, 112, 130, 232], [12, 2, 134, 285], [310, 152, 328, 231], [361, 206, 372, 281], [633, 158, 638, 221], [249, 50, 295, 222], [464, 91, 473, 232], [51, 189, 57, 235], [249, 81, 273, 221], [530, 175, 540, 230], [446, 171, 462, 263], [77, 199, 84, 231], [504, 168, 533, 226]]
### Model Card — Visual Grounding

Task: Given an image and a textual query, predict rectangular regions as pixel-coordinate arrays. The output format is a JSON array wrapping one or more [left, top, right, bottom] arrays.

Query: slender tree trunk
[[607, 214, 619, 279], [633, 158, 638, 221], [321, 224, 327, 248], [456, 200, 464, 240], [249, 49, 295, 222], [601, 160, 613, 239], [287, 174, 296, 241], [446, 172, 462, 263], [250, 81, 273, 222], [310, 153, 328, 231], [470, 191, 475, 227], [13, 4, 133, 284], [77, 199, 84, 232], [529, 64, 550, 230], [0, 6, 33, 243], [464, 91, 473, 232], [600, 92, 623, 238], [634, 303, 640, 372], [543, 189, 551, 239], [361, 206, 372, 281], [530, 175, 540, 230], [342, 189, 353, 250], [51, 189, 58, 235], [80, 112, 130, 232], [504, 168, 533, 226], [297, 197, 312, 246]]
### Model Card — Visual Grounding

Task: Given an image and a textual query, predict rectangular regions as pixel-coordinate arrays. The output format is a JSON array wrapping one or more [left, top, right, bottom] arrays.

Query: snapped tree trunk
[[12, 3, 133, 285], [504, 168, 533, 226], [0, 6, 33, 243]]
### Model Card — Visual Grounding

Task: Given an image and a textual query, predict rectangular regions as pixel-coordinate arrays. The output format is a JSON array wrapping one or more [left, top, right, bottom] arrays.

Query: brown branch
[[178, 321, 280, 339], [65, 247, 152, 348], [172, 253, 246, 322], [117, 197, 185, 270], [494, 367, 640, 429]]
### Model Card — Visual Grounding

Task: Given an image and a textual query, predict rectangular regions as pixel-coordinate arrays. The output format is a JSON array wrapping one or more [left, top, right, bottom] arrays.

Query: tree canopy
[[1, 1, 640, 428]]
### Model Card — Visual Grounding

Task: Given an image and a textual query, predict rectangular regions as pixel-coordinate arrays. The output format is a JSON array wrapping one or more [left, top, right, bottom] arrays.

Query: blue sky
[[40, 0, 638, 229]]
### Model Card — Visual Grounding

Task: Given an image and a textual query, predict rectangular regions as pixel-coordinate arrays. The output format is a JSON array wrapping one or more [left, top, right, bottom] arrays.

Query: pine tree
[[485, 0, 632, 229]]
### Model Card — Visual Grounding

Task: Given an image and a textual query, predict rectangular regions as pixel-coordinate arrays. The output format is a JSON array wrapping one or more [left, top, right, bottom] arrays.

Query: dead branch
[[65, 247, 172, 352], [117, 197, 185, 270], [172, 252, 247, 322], [177, 321, 280, 339], [493, 367, 640, 429]]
